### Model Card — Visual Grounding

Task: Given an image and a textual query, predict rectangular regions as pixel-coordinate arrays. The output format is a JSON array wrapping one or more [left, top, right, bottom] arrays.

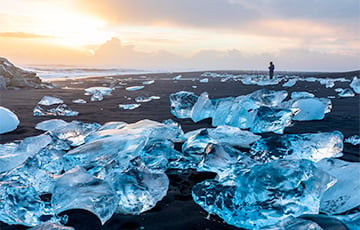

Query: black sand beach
[[0, 70, 359, 230]]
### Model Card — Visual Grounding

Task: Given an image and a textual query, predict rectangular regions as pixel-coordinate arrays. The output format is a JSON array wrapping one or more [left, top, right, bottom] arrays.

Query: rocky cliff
[[0, 57, 44, 89]]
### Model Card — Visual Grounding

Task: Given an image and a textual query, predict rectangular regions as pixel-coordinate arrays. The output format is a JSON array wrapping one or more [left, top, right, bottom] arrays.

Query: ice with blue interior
[[142, 80, 154, 85], [38, 96, 64, 106], [35, 119, 69, 131], [350, 76, 360, 94], [119, 103, 141, 110], [250, 131, 344, 163], [345, 135, 360, 145], [192, 159, 336, 229], [135, 96, 152, 103], [261, 216, 322, 230], [126, 85, 145, 91], [0, 106, 20, 134], [317, 158, 360, 215], [30, 222, 75, 230], [0, 134, 52, 173], [338, 88, 355, 97], [33, 104, 79, 116], [90, 90, 104, 101], [282, 79, 297, 87], [51, 167, 119, 225], [335, 212, 360, 230], [84, 87, 112, 96], [105, 157, 169, 215]]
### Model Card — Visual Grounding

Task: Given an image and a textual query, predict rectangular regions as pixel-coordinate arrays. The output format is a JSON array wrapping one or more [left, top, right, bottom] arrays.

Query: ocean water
[[24, 66, 156, 80]]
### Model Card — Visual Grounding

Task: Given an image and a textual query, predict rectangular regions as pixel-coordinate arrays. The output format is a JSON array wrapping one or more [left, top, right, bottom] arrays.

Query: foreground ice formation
[[192, 159, 335, 229], [51, 167, 119, 224], [250, 131, 344, 162], [350, 76, 360, 94], [0, 106, 20, 134], [33, 104, 79, 117], [317, 158, 360, 215]]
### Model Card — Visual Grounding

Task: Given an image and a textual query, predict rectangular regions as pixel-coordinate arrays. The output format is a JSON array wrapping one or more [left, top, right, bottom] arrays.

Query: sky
[[0, 0, 359, 71]]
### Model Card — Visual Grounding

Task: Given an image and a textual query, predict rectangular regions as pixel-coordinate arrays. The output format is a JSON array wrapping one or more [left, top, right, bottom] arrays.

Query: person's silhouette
[[269, 62, 275, 79]]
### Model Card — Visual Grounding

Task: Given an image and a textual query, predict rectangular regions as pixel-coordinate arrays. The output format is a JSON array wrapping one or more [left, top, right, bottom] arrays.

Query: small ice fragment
[[344, 135, 360, 145], [338, 88, 355, 97], [51, 167, 119, 225], [119, 104, 141, 110], [335, 88, 343, 92], [350, 76, 360, 94], [85, 87, 112, 95], [126, 86, 144, 91], [38, 96, 63, 106], [90, 90, 104, 101], [135, 96, 152, 103], [192, 85, 198, 88], [150, 96, 160, 100], [199, 78, 208, 83], [291, 91, 315, 99], [173, 74, 182, 80], [72, 98, 87, 104], [35, 119, 68, 131], [142, 80, 154, 85], [282, 79, 297, 87], [0, 106, 20, 134]]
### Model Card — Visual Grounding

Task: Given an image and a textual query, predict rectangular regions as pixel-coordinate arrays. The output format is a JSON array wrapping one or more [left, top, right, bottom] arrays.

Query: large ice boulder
[[0, 106, 20, 134]]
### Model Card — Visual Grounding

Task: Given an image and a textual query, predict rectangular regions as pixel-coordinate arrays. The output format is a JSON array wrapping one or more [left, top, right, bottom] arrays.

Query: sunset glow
[[0, 0, 359, 71]]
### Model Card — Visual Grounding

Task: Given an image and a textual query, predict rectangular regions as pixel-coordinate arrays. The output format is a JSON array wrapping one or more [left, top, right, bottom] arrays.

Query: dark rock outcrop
[[0, 57, 44, 89]]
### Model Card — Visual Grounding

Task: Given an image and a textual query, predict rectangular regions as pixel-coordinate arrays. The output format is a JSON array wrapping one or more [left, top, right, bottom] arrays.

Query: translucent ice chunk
[[282, 79, 297, 87], [119, 104, 141, 110], [184, 125, 261, 149], [247, 89, 288, 107], [251, 106, 295, 134], [262, 216, 323, 230], [0, 180, 56, 226], [33, 104, 79, 117], [49, 120, 101, 146], [0, 134, 52, 173], [191, 92, 215, 122], [142, 80, 154, 85], [199, 78, 208, 83], [291, 91, 315, 99], [105, 157, 169, 215], [250, 131, 344, 163], [317, 158, 360, 214], [173, 74, 182, 80], [338, 88, 355, 97], [344, 135, 360, 145], [90, 90, 104, 101], [335, 212, 360, 230], [85, 87, 112, 96], [350, 76, 360, 94], [192, 159, 335, 229], [170, 91, 198, 118], [38, 96, 64, 106], [135, 96, 152, 103], [35, 119, 68, 131], [51, 167, 119, 225], [126, 85, 144, 91], [72, 98, 87, 104], [291, 98, 331, 121], [0, 106, 20, 134]]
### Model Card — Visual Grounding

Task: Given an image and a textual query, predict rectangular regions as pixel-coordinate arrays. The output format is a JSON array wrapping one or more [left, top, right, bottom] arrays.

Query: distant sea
[[24, 65, 159, 80]]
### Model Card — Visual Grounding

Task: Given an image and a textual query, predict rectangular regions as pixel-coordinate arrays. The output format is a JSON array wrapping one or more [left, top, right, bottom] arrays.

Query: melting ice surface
[[119, 103, 141, 110], [192, 159, 335, 229], [33, 104, 79, 117], [38, 96, 64, 106], [0, 106, 19, 134]]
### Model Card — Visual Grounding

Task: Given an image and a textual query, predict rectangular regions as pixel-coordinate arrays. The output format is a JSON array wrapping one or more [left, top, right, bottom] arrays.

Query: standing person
[[268, 61, 275, 79]]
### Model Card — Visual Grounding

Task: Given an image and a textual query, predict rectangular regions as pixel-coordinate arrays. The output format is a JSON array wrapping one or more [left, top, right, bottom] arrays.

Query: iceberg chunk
[[262, 216, 323, 230], [0, 106, 20, 134], [338, 88, 355, 97], [142, 80, 154, 85], [51, 167, 119, 225], [30, 222, 75, 230], [90, 90, 104, 101], [282, 79, 297, 87], [72, 98, 87, 104], [317, 158, 360, 214], [350, 76, 360, 94], [250, 131, 344, 162], [126, 85, 144, 91], [105, 158, 169, 215], [135, 96, 152, 103], [85, 87, 112, 96], [35, 119, 68, 131], [170, 91, 198, 119], [291, 91, 315, 99], [119, 104, 141, 110], [33, 104, 79, 117], [291, 98, 331, 121], [38, 96, 64, 106], [251, 106, 295, 134], [192, 159, 335, 229], [345, 135, 360, 145], [191, 92, 215, 122], [0, 134, 52, 173]]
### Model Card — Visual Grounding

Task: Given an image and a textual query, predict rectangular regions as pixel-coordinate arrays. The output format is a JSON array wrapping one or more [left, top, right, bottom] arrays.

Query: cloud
[[0, 32, 54, 39]]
